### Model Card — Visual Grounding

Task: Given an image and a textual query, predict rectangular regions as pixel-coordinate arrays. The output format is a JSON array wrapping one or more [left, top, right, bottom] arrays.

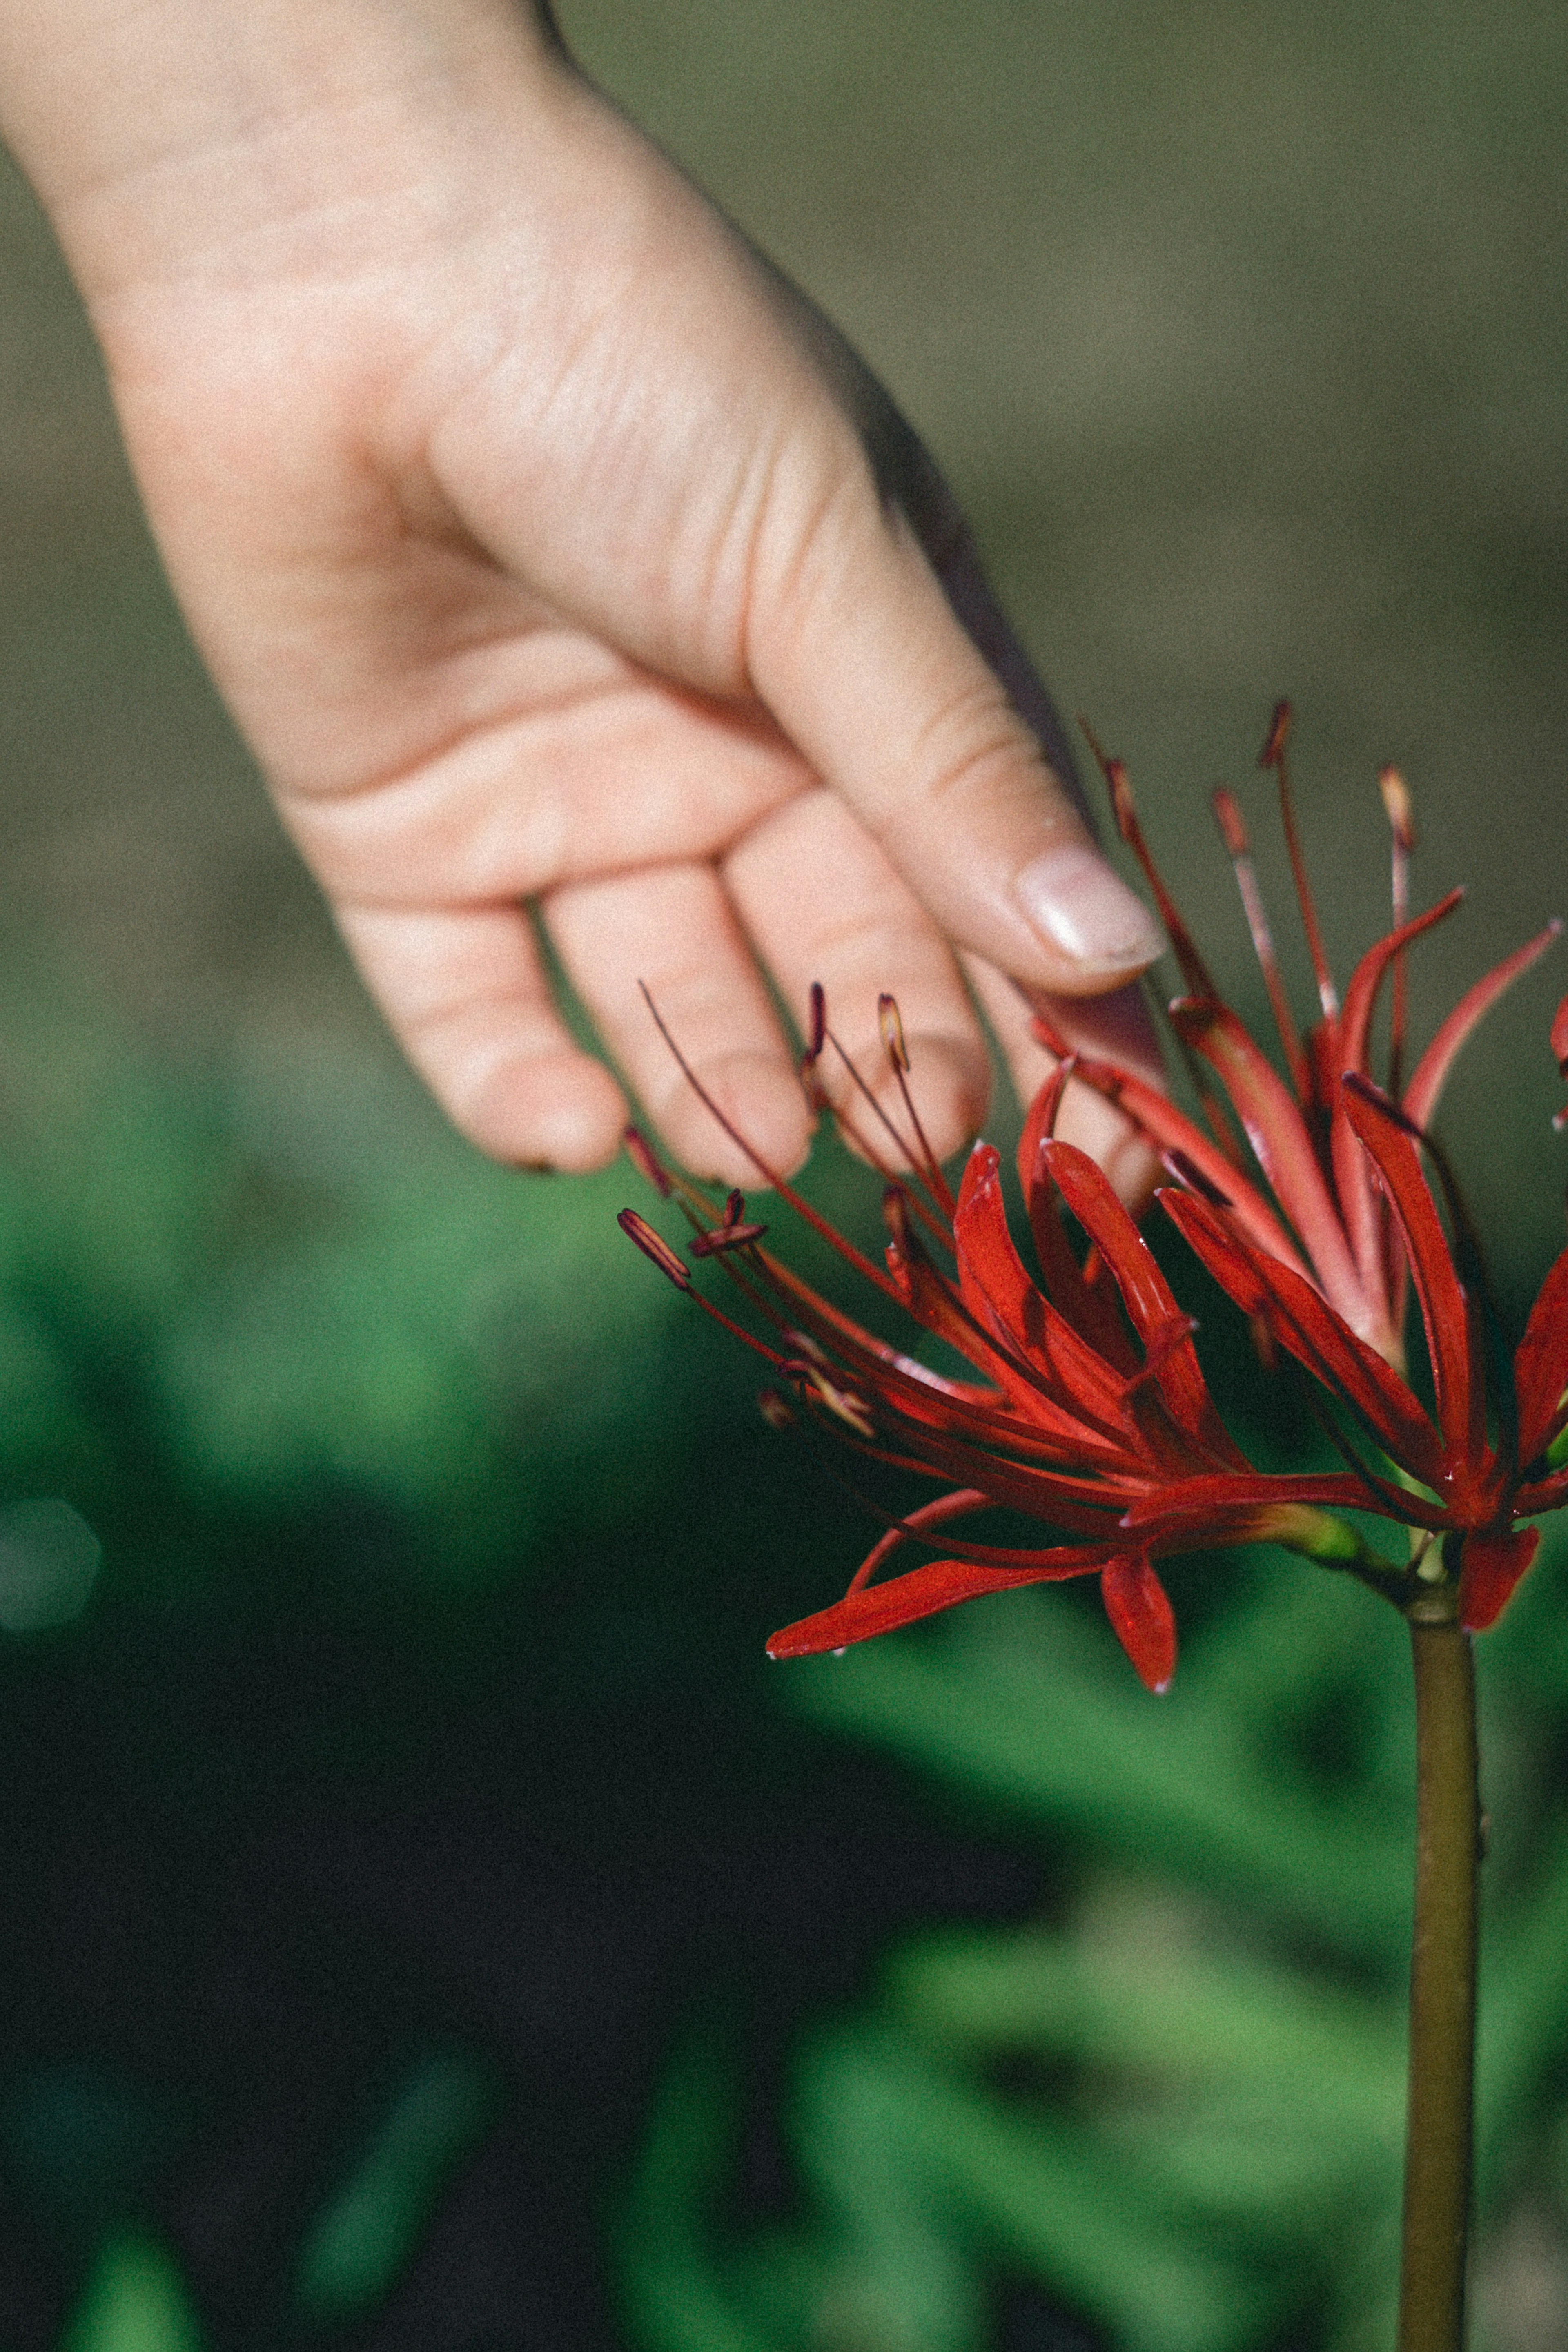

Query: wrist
[[0, 0, 566, 312]]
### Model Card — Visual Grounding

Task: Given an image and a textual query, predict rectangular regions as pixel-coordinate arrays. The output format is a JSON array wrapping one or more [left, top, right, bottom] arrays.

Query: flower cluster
[[620, 710, 1568, 1688]]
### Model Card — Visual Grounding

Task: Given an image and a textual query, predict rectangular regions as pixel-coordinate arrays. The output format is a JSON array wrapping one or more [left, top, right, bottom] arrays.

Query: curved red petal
[[1514, 1241, 1568, 1467], [954, 1146, 1130, 1428], [1403, 919, 1564, 1134], [1459, 1525, 1541, 1633], [766, 1547, 1111, 1657], [1100, 1554, 1178, 1692], [1332, 889, 1466, 1306], [1171, 999, 1369, 1333], [1120, 1466, 1444, 1535], [1043, 1141, 1245, 1464], [1341, 1081, 1475, 1458], [1029, 1020, 1314, 1281], [1158, 1188, 1447, 1489]]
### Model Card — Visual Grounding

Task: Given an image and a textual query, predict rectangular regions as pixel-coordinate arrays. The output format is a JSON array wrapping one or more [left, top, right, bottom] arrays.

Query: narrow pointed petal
[[1029, 1013, 1314, 1282], [1459, 1525, 1540, 1633], [1018, 1064, 1139, 1369], [1043, 1141, 1246, 1463], [1158, 1188, 1447, 1489], [954, 1146, 1133, 1428], [1171, 998, 1370, 1334], [1514, 1241, 1568, 1467], [1331, 890, 1466, 1309], [1403, 919, 1564, 1133], [767, 1547, 1113, 1656], [1120, 1466, 1443, 1535], [1341, 1079, 1474, 1456], [1100, 1554, 1177, 1691]]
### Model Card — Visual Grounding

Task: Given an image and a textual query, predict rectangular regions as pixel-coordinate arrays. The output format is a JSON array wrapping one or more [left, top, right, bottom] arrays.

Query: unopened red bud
[[878, 994, 910, 1073], [617, 1209, 691, 1290]]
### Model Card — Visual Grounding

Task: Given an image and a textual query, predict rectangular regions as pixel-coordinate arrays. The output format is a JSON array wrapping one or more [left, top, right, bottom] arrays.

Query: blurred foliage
[[620, 1518, 1568, 2352], [0, 2, 1564, 2345]]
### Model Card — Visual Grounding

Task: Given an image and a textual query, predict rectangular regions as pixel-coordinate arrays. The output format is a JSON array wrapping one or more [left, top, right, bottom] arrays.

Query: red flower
[[619, 996, 1367, 1694], [1040, 707, 1568, 1633]]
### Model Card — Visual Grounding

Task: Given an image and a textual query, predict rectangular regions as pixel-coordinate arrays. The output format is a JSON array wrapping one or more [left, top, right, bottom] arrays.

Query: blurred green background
[[0, 3, 1565, 2348]]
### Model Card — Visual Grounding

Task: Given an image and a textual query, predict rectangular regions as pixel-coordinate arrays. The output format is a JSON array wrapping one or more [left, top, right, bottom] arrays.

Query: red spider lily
[[1040, 708, 1568, 1632], [619, 995, 1370, 1693]]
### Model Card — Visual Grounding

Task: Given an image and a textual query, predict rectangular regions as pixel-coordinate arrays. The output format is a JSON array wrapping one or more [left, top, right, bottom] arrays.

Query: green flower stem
[[1399, 1588, 1479, 2352]]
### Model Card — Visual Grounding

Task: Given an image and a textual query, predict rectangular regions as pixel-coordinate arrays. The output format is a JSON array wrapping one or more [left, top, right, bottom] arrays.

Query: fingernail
[[1015, 845, 1164, 972]]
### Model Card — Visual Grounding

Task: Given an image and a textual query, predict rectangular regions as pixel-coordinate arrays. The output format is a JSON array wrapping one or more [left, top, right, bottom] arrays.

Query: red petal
[[1018, 1077, 1140, 1372], [1338, 892, 1467, 1089], [1043, 1141, 1245, 1465], [1171, 999, 1369, 1334], [1460, 1525, 1540, 1633], [1514, 1241, 1568, 1467], [1120, 1466, 1444, 1536], [1332, 890, 1466, 1307], [1158, 1188, 1447, 1490], [766, 1547, 1110, 1656], [1403, 920, 1564, 1133], [1341, 1080, 1475, 1460], [1553, 994, 1568, 1077], [1029, 1023, 1314, 1282], [954, 1146, 1130, 1429], [1100, 1555, 1177, 1692]]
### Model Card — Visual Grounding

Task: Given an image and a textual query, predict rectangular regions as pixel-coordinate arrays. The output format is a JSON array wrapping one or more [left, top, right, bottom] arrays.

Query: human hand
[[1, 0, 1165, 1192]]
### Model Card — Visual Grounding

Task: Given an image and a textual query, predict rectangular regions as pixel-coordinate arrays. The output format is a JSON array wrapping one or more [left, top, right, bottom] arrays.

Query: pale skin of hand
[[0, 0, 1167, 1193]]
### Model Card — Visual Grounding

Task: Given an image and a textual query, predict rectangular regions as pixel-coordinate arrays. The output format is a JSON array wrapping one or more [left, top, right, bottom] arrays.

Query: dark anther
[[878, 993, 910, 1073], [808, 981, 826, 1060], [690, 1221, 768, 1256], [617, 1208, 692, 1290], [1258, 699, 1292, 770]]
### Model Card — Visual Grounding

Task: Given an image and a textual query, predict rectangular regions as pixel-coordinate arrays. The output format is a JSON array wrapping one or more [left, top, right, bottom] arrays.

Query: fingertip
[[1012, 844, 1165, 988], [460, 1047, 629, 1173], [647, 1050, 816, 1190]]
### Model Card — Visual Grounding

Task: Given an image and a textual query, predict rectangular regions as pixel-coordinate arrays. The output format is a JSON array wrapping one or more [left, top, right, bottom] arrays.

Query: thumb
[[743, 393, 1163, 997]]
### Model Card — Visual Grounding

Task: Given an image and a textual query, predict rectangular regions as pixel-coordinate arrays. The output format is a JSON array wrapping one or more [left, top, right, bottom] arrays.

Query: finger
[[724, 787, 989, 1168], [963, 954, 1166, 1210], [743, 439, 1165, 999], [540, 862, 814, 1187], [278, 625, 812, 906], [334, 897, 626, 1170]]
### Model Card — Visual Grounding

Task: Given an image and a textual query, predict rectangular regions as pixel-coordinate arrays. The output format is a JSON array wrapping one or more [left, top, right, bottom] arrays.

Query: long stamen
[[880, 992, 959, 1217], [1259, 702, 1340, 1029], [1079, 717, 1218, 1000], [1380, 765, 1416, 1098], [823, 1021, 953, 1245], [636, 983, 898, 1299], [1213, 786, 1310, 1101]]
